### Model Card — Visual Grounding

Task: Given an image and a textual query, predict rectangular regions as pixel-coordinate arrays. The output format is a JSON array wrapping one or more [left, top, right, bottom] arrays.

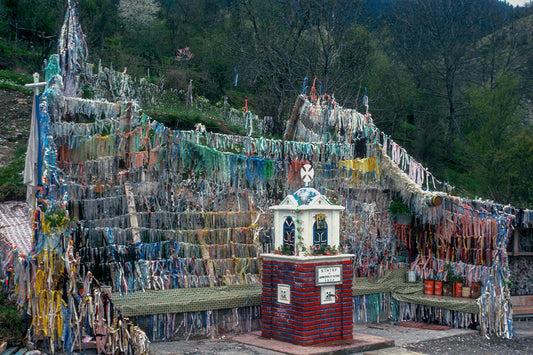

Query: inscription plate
[[315, 265, 342, 286]]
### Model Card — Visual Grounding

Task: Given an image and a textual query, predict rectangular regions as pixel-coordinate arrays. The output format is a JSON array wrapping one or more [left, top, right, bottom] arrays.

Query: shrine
[[261, 167, 354, 345]]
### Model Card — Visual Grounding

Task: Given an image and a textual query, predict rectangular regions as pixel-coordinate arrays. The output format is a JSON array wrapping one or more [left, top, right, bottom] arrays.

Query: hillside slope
[[0, 88, 31, 201]]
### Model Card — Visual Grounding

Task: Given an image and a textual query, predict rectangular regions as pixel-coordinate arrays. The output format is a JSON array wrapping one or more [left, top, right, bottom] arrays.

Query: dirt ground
[[0, 88, 32, 168], [144, 321, 533, 355]]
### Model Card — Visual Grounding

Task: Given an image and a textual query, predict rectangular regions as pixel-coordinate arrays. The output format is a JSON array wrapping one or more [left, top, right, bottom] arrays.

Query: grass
[[0, 70, 33, 86], [0, 70, 33, 94], [0, 69, 32, 202], [0, 143, 26, 202], [0, 38, 42, 74], [0, 79, 32, 94]]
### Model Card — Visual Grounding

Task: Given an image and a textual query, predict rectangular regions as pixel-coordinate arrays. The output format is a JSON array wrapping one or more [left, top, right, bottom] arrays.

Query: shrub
[[0, 291, 24, 346]]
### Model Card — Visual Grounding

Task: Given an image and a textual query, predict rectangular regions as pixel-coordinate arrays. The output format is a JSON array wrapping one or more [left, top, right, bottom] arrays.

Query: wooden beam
[[283, 95, 305, 141], [513, 228, 519, 256], [198, 231, 216, 287], [124, 181, 140, 244]]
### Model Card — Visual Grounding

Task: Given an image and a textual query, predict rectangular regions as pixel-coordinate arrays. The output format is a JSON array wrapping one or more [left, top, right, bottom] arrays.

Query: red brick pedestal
[[261, 254, 354, 345]]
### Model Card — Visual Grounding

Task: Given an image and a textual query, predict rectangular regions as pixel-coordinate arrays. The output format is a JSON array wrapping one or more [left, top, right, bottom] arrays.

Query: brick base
[[261, 254, 353, 346]]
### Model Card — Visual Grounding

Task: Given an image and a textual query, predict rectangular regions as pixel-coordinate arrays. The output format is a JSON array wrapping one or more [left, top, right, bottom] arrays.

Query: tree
[[79, 0, 119, 59], [229, 0, 313, 123], [390, 0, 513, 157], [118, 0, 159, 29], [503, 127, 533, 208], [462, 71, 526, 205], [229, 0, 375, 129], [1, 0, 66, 57], [115, 0, 170, 76], [159, 0, 227, 54], [305, 0, 371, 107]]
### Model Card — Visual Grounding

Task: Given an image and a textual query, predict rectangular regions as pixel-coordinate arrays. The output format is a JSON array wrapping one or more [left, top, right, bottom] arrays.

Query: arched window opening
[[283, 216, 295, 254], [313, 214, 328, 247]]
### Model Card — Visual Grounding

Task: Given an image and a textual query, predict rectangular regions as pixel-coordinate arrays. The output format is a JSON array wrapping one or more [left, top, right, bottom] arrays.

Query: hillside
[[0, 89, 31, 165], [0, 88, 31, 201], [0, 0, 532, 207]]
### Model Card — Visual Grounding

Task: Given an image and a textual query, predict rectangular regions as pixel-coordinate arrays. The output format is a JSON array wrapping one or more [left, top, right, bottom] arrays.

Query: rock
[[26, 340, 35, 350]]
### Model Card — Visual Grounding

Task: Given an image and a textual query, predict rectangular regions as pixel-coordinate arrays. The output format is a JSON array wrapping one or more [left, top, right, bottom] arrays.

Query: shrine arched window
[[313, 214, 328, 247], [283, 216, 295, 254]]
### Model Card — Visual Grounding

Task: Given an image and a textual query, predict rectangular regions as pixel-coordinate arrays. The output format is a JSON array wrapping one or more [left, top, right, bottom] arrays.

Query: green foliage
[[443, 264, 463, 283], [163, 69, 220, 104], [307, 244, 341, 256], [501, 127, 533, 208], [147, 106, 221, 132], [503, 276, 516, 291], [0, 39, 43, 72], [81, 84, 94, 99], [0, 291, 24, 346], [0, 0, 64, 64], [458, 70, 530, 207], [0, 70, 32, 85], [44, 204, 70, 229], [101, 34, 126, 71], [465, 71, 521, 150], [78, 0, 118, 51], [388, 199, 412, 217], [273, 244, 294, 256], [0, 69, 33, 93], [0, 143, 26, 202], [0, 79, 31, 93]]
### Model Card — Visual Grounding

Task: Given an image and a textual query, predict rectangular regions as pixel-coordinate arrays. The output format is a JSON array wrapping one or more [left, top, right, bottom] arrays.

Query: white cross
[[300, 164, 314, 186]]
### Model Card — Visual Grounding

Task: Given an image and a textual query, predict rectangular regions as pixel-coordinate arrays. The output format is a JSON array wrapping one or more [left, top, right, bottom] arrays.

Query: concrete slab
[[514, 319, 533, 338], [232, 331, 394, 355], [363, 349, 422, 355], [352, 322, 476, 347]]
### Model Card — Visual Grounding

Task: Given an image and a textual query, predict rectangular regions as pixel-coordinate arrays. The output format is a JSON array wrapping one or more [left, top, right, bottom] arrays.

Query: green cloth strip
[[112, 268, 479, 316], [112, 284, 262, 317], [353, 268, 479, 314]]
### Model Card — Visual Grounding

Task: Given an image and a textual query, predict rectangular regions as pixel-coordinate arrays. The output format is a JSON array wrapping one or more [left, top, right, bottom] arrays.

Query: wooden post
[[124, 181, 141, 244], [186, 80, 193, 110], [121, 102, 133, 168], [513, 228, 519, 256], [283, 95, 305, 141], [198, 231, 216, 287], [223, 95, 228, 120]]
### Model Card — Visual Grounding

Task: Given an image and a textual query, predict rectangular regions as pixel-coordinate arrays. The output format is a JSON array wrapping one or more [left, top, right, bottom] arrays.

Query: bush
[[0, 144, 26, 202], [0, 40, 42, 73], [0, 291, 24, 346], [164, 69, 220, 103], [0, 182, 25, 202], [388, 198, 412, 217]]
